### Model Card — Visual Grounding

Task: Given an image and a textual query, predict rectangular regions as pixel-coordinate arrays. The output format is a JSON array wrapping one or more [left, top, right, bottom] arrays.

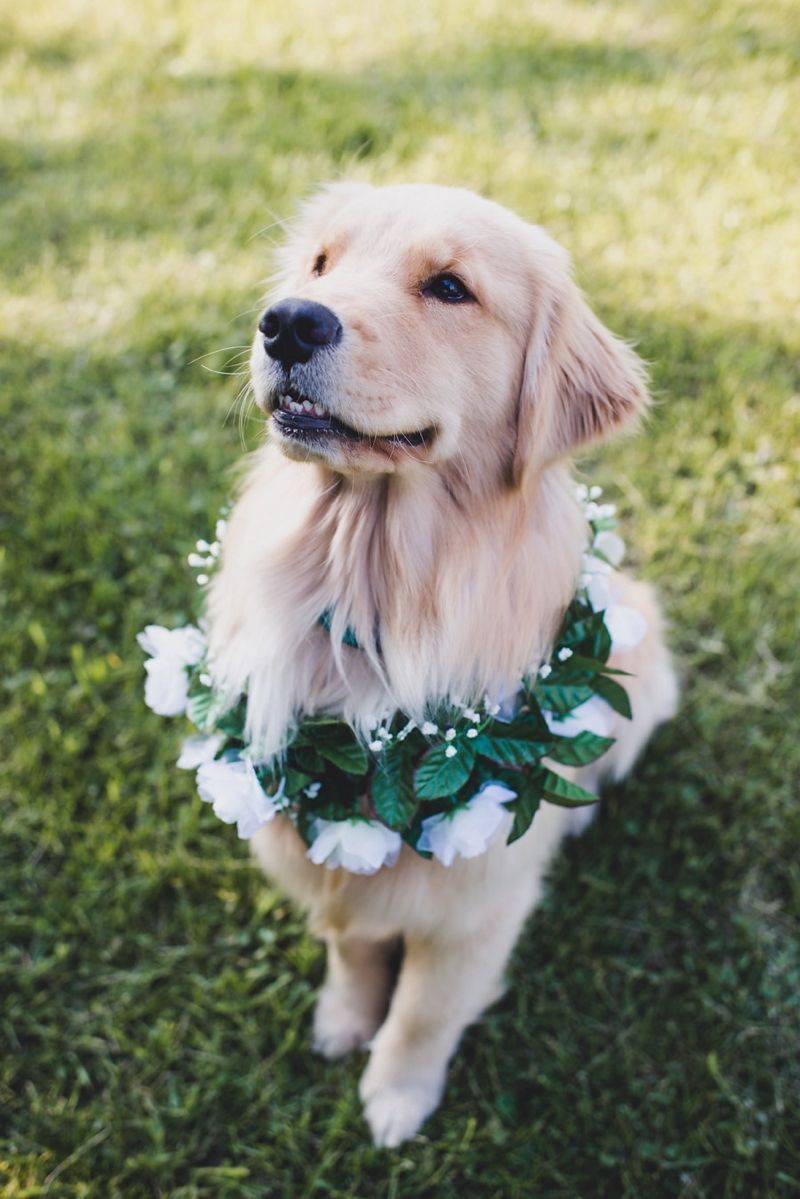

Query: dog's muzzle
[[258, 299, 342, 369]]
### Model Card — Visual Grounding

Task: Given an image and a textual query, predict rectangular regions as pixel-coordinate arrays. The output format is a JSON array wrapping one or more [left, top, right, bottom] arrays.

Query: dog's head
[[250, 183, 648, 487]]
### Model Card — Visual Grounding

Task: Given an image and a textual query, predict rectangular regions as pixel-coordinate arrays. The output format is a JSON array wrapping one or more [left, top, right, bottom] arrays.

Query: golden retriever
[[208, 183, 677, 1146]]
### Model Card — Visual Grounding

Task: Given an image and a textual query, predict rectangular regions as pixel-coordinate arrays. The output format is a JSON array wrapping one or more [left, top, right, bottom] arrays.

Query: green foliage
[[2, 0, 800, 1194]]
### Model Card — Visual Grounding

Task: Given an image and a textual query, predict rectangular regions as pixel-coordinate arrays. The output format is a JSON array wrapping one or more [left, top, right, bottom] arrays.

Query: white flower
[[575, 483, 589, 502], [197, 574, 209, 585], [177, 733, 224, 769], [421, 721, 438, 736], [543, 695, 616, 740], [417, 782, 517, 866], [557, 647, 573, 662], [444, 728, 456, 741], [137, 624, 206, 716], [592, 530, 626, 567], [582, 551, 612, 578], [585, 501, 617, 521], [539, 663, 553, 679], [306, 818, 402, 875], [585, 570, 618, 609], [588, 485, 603, 500], [369, 740, 384, 752], [581, 574, 649, 654], [603, 604, 648, 652], [215, 519, 227, 541], [196, 757, 282, 839], [445, 745, 457, 758], [466, 728, 478, 738], [303, 781, 322, 799]]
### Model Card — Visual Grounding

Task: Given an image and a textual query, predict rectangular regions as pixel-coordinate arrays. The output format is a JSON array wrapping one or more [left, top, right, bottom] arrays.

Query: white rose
[[543, 695, 615, 740], [137, 624, 206, 716], [196, 757, 282, 839], [177, 733, 225, 770], [416, 782, 517, 867], [602, 604, 648, 653], [306, 818, 402, 875], [592, 530, 626, 567], [580, 576, 649, 655]]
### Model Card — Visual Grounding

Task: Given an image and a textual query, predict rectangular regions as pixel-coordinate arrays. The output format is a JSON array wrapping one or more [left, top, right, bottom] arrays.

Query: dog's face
[[250, 184, 647, 485]]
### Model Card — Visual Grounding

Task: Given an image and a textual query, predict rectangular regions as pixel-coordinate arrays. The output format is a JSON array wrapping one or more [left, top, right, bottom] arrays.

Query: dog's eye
[[424, 273, 475, 303], [313, 253, 327, 276]]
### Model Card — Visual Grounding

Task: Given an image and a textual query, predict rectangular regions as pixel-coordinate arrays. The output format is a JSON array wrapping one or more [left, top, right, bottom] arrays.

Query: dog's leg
[[313, 934, 397, 1059], [358, 896, 531, 1147]]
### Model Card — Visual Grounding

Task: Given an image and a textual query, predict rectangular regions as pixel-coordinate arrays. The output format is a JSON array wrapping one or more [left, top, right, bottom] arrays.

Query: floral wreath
[[139, 488, 647, 875]]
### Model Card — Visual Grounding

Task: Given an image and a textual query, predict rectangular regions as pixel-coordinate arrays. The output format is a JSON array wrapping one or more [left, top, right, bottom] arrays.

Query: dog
[[207, 183, 678, 1146]]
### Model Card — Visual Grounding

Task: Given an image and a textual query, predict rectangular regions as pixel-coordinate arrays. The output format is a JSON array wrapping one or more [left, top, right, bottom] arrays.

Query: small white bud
[[197, 574, 209, 585], [589, 486, 603, 500], [196, 539, 210, 552], [557, 647, 573, 661], [539, 663, 553, 679], [445, 745, 457, 758], [466, 728, 478, 738], [368, 740, 383, 753], [444, 728, 456, 741], [421, 721, 438, 736]]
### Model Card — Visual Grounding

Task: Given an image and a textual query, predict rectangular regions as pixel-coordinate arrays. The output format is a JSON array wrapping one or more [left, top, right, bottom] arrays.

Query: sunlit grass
[[1, 0, 799, 1194]]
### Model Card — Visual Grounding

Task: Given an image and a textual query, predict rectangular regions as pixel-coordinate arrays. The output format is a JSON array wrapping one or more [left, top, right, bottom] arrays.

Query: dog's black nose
[[258, 299, 342, 368]]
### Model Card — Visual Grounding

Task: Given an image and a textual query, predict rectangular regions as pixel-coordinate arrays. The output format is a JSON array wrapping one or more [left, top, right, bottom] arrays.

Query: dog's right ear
[[512, 242, 649, 486]]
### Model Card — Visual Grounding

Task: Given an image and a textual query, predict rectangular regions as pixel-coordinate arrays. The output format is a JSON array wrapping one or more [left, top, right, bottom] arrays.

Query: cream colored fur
[[208, 183, 678, 1146]]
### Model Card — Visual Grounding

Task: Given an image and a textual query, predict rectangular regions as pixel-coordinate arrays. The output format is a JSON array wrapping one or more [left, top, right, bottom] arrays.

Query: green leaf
[[559, 610, 612, 661], [186, 689, 213, 731], [282, 767, 314, 797], [472, 726, 552, 767], [541, 768, 598, 807], [506, 772, 546, 844], [290, 746, 326, 775], [547, 730, 615, 766], [415, 741, 476, 799], [589, 674, 632, 719], [559, 654, 631, 677], [214, 697, 247, 738], [302, 724, 369, 774], [535, 682, 595, 714], [371, 747, 417, 829]]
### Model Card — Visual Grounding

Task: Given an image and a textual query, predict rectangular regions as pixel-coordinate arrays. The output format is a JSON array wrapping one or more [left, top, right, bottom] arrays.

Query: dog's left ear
[[512, 255, 649, 485]]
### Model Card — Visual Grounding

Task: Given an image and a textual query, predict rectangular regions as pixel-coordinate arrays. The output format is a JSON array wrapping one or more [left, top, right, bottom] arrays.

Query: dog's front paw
[[359, 1065, 444, 1147], [312, 988, 383, 1059]]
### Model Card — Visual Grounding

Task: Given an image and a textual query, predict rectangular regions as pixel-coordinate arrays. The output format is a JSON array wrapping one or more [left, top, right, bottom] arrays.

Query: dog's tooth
[[314, 403, 326, 416], [302, 400, 313, 412], [291, 401, 303, 412]]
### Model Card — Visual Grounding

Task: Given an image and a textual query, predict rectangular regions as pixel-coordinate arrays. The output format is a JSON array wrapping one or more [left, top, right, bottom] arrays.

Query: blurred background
[[1, 1, 799, 1194]]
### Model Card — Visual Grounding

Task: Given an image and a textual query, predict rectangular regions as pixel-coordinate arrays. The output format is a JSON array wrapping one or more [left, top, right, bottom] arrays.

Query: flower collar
[[138, 487, 647, 875]]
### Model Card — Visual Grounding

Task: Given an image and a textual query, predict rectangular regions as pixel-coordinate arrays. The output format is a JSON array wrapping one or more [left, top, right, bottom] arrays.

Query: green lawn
[[2, 1, 799, 1195]]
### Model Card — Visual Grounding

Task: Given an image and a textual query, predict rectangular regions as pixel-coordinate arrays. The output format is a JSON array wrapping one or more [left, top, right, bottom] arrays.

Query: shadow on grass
[[1, 26, 679, 275]]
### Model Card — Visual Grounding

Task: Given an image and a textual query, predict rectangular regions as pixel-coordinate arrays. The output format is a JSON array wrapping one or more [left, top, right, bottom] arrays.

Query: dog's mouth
[[271, 390, 432, 449]]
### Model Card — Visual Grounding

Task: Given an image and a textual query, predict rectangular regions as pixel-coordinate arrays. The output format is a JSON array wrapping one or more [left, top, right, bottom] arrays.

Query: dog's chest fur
[[208, 444, 585, 759]]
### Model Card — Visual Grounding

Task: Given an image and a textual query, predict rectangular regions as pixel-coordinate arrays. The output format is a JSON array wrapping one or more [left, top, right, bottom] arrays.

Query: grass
[[1, 0, 799, 1194]]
